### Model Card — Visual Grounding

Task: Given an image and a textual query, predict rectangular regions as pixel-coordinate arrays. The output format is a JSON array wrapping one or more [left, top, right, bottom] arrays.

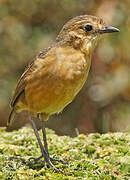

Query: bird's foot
[[30, 154, 66, 164], [29, 154, 66, 172]]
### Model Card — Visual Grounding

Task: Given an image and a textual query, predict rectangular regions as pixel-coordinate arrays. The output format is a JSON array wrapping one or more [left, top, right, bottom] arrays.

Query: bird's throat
[[80, 36, 98, 57]]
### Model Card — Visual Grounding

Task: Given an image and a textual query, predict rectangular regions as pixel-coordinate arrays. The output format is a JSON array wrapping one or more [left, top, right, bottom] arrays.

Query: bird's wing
[[10, 62, 33, 107], [10, 47, 52, 108], [8, 45, 55, 126]]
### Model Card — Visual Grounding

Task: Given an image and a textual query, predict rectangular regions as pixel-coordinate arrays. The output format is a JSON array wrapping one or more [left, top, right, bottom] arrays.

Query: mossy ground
[[0, 127, 129, 180]]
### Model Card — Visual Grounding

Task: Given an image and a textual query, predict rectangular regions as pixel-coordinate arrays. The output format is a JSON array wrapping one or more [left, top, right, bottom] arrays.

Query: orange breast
[[24, 46, 91, 115]]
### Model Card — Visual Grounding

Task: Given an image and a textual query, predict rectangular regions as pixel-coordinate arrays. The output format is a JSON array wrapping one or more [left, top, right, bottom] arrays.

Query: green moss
[[0, 127, 130, 179]]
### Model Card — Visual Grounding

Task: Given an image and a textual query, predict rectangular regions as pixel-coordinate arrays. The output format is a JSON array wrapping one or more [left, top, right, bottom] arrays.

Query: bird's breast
[[52, 47, 89, 80], [25, 46, 91, 115]]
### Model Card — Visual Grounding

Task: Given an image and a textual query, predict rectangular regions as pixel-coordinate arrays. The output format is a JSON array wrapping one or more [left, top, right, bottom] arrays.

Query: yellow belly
[[26, 72, 88, 115]]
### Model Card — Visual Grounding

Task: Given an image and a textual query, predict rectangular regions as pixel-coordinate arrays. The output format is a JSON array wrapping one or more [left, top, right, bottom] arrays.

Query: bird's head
[[57, 15, 119, 54]]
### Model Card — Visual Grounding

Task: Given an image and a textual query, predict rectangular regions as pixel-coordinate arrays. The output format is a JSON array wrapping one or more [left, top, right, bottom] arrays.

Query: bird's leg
[[41, 121, 66, 164], [29, 117, 59, 172], [29, 117, 47, 163], [41, 121, 49, 156]]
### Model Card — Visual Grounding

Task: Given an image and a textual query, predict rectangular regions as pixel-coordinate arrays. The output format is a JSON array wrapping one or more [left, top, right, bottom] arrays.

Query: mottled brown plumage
[[8, 15, 119, 171]]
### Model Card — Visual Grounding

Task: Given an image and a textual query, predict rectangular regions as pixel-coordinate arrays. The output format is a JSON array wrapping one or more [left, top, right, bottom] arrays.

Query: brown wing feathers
[[8, 47, 51, 126]]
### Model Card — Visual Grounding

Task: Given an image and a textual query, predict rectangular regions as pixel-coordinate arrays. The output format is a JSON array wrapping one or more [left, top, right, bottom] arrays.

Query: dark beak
[[98, 26, 120, 34]]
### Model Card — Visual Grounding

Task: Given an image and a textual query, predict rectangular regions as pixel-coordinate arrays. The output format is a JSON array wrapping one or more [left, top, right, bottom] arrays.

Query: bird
[[8, 15, 119, 172]]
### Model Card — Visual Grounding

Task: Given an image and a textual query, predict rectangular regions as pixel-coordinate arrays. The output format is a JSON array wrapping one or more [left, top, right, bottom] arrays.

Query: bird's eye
[[85, 25, 93, 32]]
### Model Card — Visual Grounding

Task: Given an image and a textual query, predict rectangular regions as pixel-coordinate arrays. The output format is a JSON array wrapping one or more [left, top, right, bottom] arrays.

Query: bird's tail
[[7, 109, 16, 127]]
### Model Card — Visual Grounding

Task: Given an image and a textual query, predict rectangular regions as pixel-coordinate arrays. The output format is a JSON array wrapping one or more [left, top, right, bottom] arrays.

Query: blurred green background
[[0, 0, 130, 136]]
